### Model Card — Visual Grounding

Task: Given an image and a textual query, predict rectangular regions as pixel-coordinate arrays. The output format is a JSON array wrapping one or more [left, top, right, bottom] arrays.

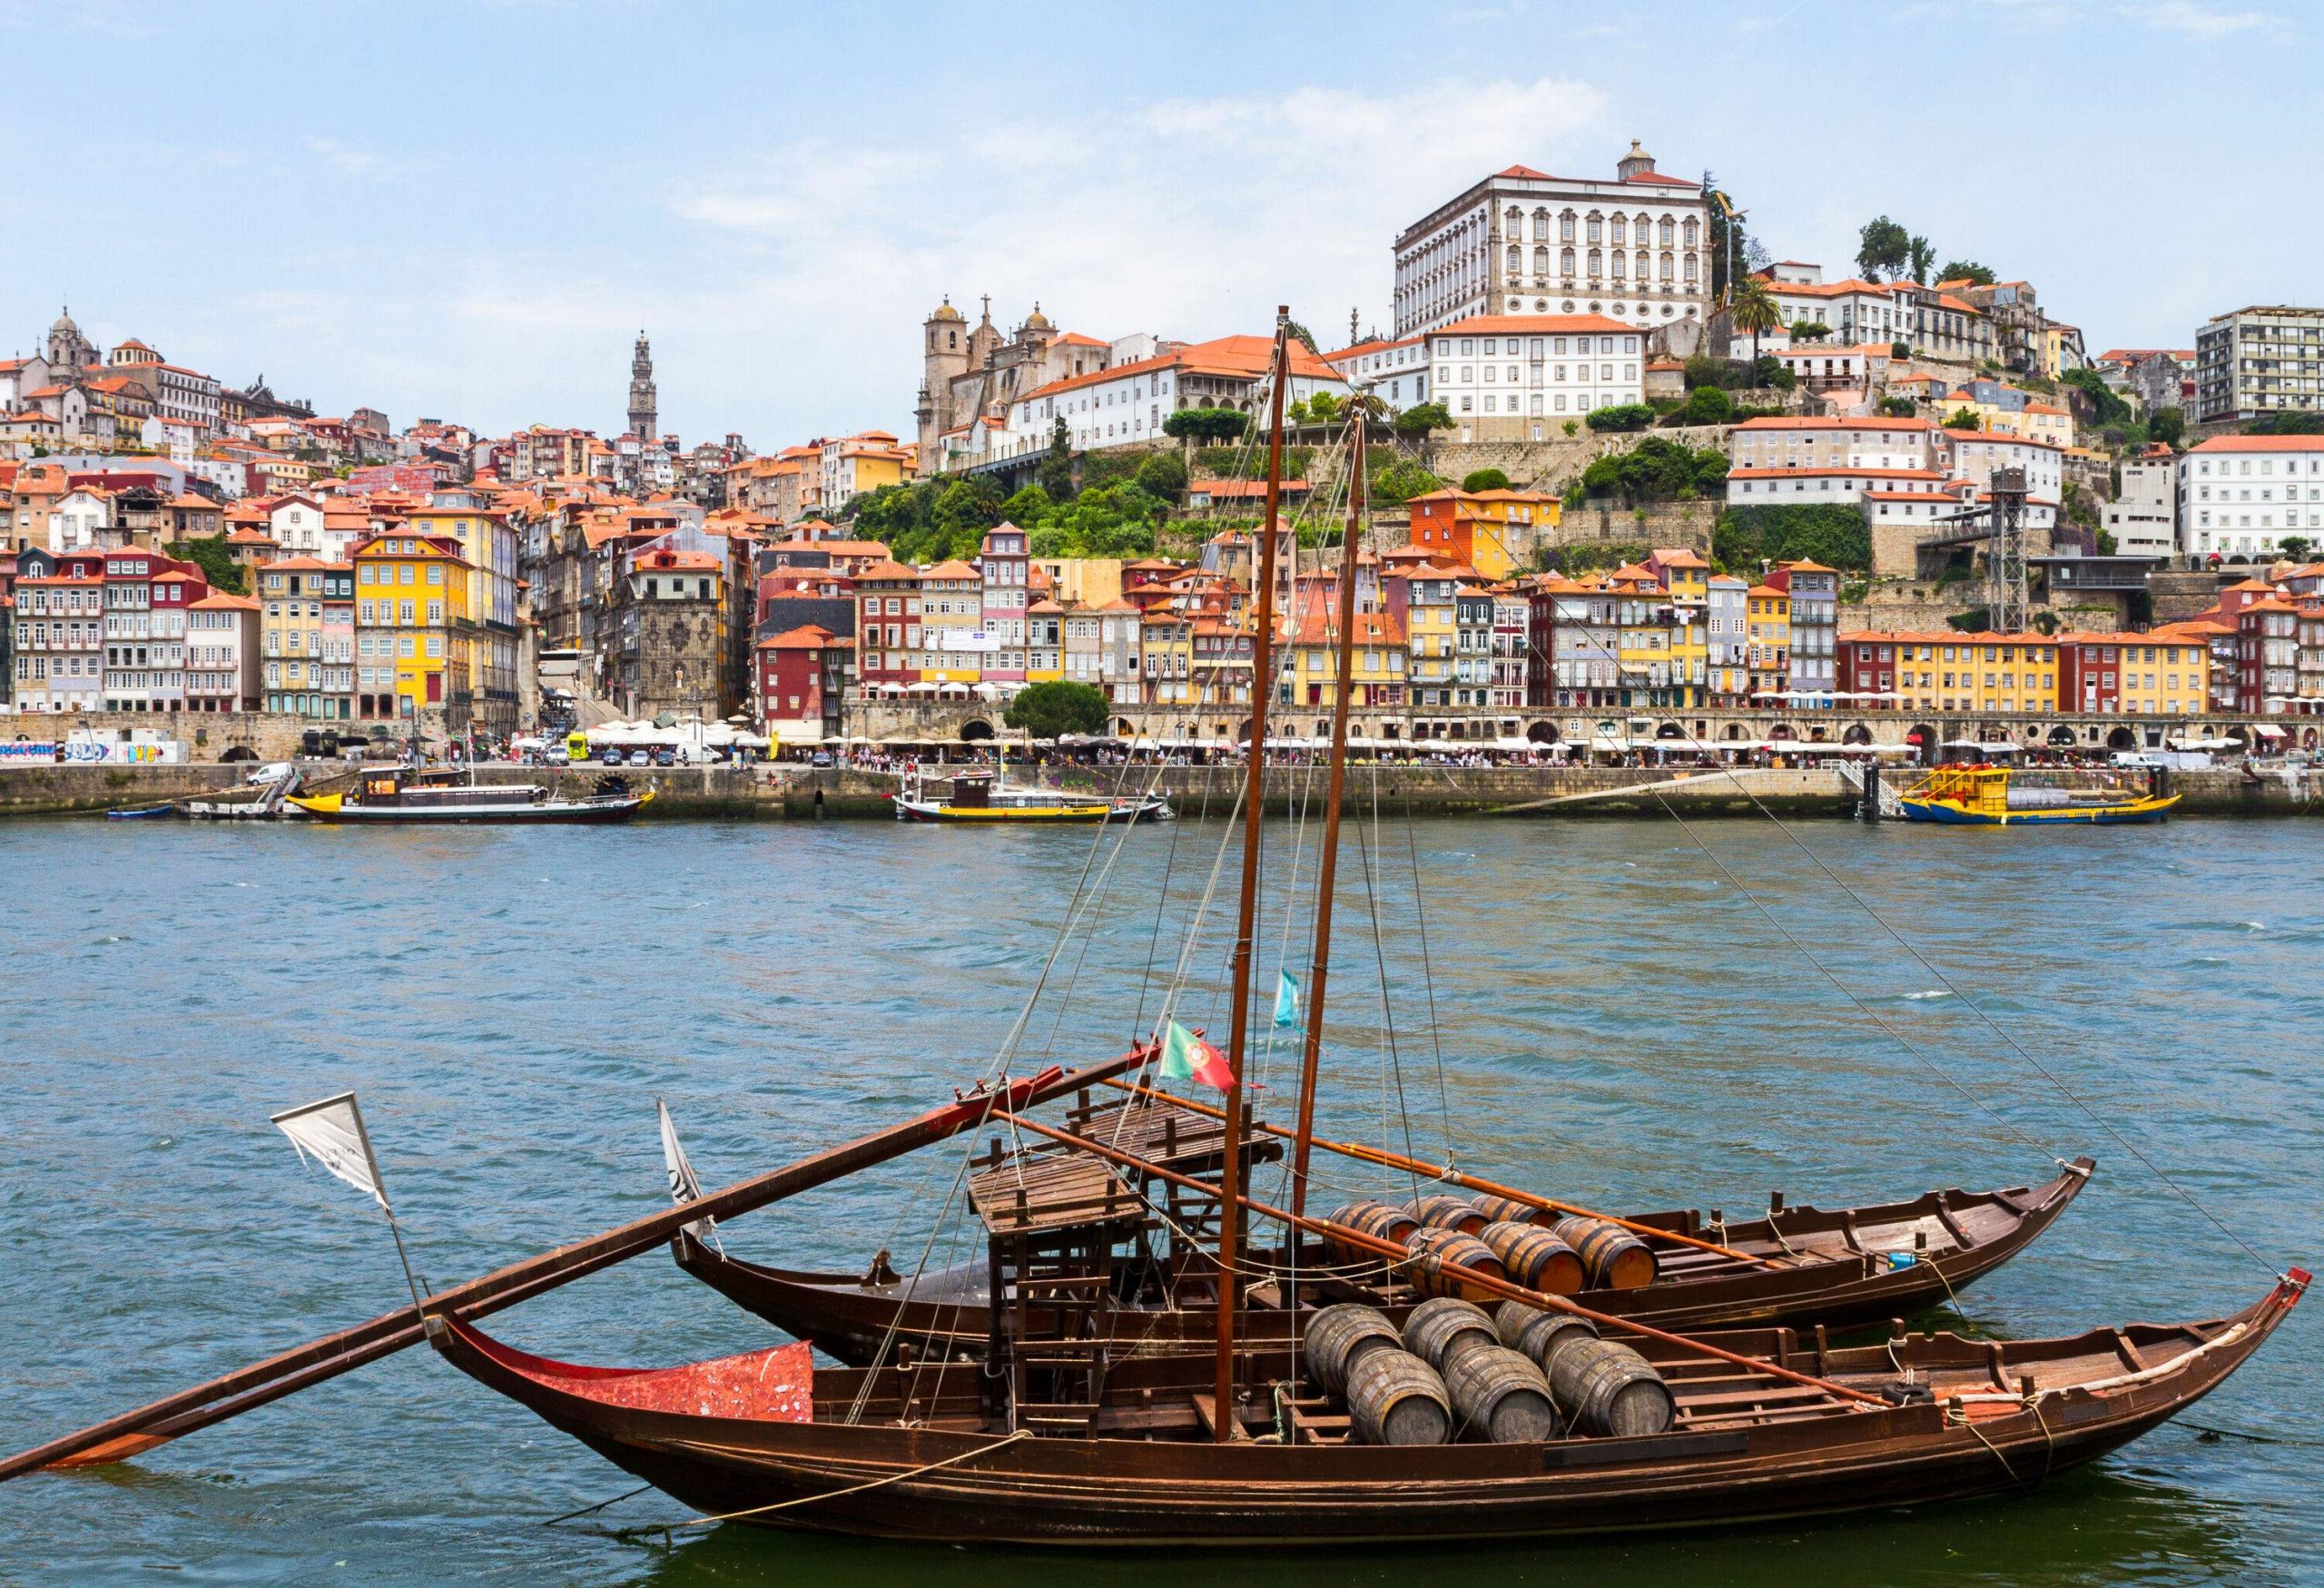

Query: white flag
[[272, 1092, 389, 1211], [658, 1100, 717, 1248]]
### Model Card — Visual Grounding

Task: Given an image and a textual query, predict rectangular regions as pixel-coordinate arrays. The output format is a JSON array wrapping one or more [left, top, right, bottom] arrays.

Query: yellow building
[[352, 531, 472, 723], [1605, 563, 1680, 705], [395, 506, 521, 736], [258, 556, 330, 715], [1286, 609, 1408, 708], [1397, 564, 1460, 705], [1652, 550, 1709, 705], [1870, 633, 2055, 715], [2059, 629, 2211, 716], [1745, 583, 1790, 700], [1404, 488, 1559, 582]]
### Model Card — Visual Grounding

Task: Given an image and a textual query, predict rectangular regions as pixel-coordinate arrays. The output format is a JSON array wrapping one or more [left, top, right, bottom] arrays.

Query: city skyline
[[0, 0, 2310, 445]]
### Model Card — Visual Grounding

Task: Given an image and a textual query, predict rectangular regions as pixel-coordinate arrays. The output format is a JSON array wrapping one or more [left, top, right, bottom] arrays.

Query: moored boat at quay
[[288, 766, 654, 824], [891, 764, 1171, 824], [1897, 764, 2179, 824]]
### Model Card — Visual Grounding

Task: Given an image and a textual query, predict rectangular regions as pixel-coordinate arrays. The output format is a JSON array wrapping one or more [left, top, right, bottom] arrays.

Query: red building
[[852, 560, 922, 690], [2055, 634, 2122, 715], [756, 623, 854, 746], [2237, 597, 2299, 714], [1836, 633, 1905, 700]]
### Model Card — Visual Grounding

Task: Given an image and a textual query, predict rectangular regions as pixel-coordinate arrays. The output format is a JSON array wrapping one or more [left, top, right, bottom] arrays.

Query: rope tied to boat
[[613, 1427, 1037, 1542]]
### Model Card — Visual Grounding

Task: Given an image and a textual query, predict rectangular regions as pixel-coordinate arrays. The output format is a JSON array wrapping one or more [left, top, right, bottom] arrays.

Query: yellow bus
[[565, 732, 590, 764]]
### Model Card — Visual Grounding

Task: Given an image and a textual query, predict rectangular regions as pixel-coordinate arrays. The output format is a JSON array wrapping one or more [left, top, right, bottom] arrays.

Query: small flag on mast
[[1273, 970, 1300, 1029], [657, 1100, 720, 1251], [1159, 1020, 1235, 1091], [271, 1093, 389, 1211]]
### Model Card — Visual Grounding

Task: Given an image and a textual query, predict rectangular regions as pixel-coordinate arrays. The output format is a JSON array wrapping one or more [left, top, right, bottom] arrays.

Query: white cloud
[[663, 74, 1610, 439], [302, 135, 399, 179], [2131, 1, 2276, 36]]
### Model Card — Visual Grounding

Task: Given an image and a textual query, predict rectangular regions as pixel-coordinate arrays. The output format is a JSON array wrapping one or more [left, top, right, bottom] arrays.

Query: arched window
[[1683, 217, 1699, 246], [1610, 214, 1626, 245], [1659, 216, 1675, 246], [1505, 206, 1522, 237], [1532, 208, 1551, 242], [1636, 212, 1653, 240], [1506, 244, 1521, 273], [1532, 245, 1550, 275], [1560, 247, 1575, 276], [1586, 212, 1602, 243], [1660, 252, 1675, 281], [1560, 210, 1576, 242], [1683, 252, 1699, 282], [1587, 247, 1602, 277]]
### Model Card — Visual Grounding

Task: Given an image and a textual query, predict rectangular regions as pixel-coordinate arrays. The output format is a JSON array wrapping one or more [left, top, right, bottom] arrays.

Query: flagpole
[[346, 1100, 430, 1328]]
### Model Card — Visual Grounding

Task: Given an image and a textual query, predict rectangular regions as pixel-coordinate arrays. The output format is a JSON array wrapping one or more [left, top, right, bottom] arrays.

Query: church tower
[[627, 330, 657, 441], [46, 306, 96, 371], [916, 296, 970, 471]]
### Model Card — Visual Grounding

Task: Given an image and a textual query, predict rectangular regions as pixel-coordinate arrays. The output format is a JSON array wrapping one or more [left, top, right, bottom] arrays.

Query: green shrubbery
[[1713, 504, 1872, 572]]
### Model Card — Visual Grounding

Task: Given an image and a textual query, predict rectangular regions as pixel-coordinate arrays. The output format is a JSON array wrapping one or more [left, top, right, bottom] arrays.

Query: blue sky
[[1, 0, 2309, 448]]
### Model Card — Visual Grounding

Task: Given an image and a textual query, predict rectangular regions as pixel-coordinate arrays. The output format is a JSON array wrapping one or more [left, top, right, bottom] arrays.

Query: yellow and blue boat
[[1896, 764, 2178, 825]]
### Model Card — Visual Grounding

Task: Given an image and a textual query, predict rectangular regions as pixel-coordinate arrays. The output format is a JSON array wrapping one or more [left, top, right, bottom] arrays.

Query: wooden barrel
[[1325, 1200, 1419, 1265], [1441, 1340, 1561, 1444], [1468, 1192, 1546, 1227], [1494, 1301, 1600, 1376], [1408, 1193, 1488, 1234], [1552, 1216, 1660, 1290], [1401, 1297, 1496, 1371], [1547, 1337, 1676, 1436], [1403, 1228, 1506, 1302], [1303, 1303, 1403, 1395], [1477, 1221, 1587, 1295], [1344, 1347, 1452, 1446]]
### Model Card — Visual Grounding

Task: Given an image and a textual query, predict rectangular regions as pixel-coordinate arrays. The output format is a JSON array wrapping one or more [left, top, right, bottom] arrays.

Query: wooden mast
[[1210, 307, 1292, 1441], [1289, 403, 1365, 1223]]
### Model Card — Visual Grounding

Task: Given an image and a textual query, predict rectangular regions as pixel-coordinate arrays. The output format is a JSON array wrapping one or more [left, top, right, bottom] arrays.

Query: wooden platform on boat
[[1061, 1095, 1284, 1176], [966, 1149, 1144, 1238]]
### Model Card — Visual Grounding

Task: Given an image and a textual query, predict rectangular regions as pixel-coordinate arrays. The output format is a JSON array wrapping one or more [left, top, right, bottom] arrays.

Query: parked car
[[627, 749, 651, 766], [248, 761, 295, 784], [809, 751, 834, 768], [652, 746, 676, 767], [602, 746, 625, 765]]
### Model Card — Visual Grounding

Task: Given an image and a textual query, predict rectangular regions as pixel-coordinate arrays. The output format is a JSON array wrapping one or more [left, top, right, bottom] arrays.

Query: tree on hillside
[[2280, 537, 2314, 562], [1284, 320, 1320, 354], [166, 535, 246, 596], [1162, 407, 1250, 444], [1004, 680, 1110, 740], [1945, 406, 1984, 430], [1132, 450, 1187, 498], [2148, 407, 2186, 446], [1676, 383, 1734, 425], [1937, 260, 1996, 287], [1393, 401, 1451, 439], [1907, 234, 1935, 285], [1789, 320, 1830, 343], [1728, 275, 1781, 368], [1462, 467, 1511, 492], [1856, 215, 1913, 281], [1035, 417, 1075, 501]]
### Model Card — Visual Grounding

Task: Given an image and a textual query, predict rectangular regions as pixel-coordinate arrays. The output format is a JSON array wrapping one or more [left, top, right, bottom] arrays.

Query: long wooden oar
[[2, 1052, 1144, 1481], [1100, 1079, 1783, 1268], [997, 1106, 1886, 1407]]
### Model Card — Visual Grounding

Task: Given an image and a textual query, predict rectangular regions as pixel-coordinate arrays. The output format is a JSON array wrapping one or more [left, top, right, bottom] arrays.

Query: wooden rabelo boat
[[668, 1120, 2097, 1366], [434, 1275, 2303, 1545], [1896, 764, 2178, 824]]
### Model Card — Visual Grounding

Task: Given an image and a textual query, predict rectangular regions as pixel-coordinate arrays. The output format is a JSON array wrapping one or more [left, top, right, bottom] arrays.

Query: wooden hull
[[433, 1276, 2300, 1546], [1898, 794, 2179, 824], [675, 1160, 2094, 1365]]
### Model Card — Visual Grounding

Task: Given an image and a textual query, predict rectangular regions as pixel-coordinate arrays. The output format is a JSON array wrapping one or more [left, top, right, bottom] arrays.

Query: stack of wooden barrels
[[1324, 1195, 1661, 1298], [1304, 1297, 1673, 1445]]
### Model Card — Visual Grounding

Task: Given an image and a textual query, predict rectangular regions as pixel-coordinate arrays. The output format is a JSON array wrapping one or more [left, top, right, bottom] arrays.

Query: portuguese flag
[[1159, 1020, 1235, 1091]]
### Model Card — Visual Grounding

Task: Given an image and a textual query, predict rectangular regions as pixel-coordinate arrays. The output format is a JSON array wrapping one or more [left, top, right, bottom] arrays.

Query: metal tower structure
[[1984, 466, 2031, 634]]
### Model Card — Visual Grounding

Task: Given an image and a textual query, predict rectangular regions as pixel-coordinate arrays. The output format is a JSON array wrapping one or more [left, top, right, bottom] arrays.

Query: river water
[[2, 808, 2318, 1586]]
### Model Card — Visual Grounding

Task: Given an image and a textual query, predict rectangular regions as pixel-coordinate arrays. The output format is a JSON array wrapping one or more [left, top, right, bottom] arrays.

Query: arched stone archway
[[1906, 723, 1937, 765], [960, 718, 995, 742], [1724, 723, 1747, 741], [2225, 725, 2250, 748], [1526, 720, 1559, 745], [1769, 722, 1797, 742], [1113, 716, 1136, 737], [1655, 721, 1684, 739], [2105, 725, 2136, 751], [1842, 723, 1872, 745], [2047, 725, 2079, 747], [1807, 725, 1829, 743]]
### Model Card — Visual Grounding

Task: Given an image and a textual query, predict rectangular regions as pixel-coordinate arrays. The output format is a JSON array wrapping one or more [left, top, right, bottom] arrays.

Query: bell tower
[[627, 330, 657, 442], [918, 296, 970, 470]]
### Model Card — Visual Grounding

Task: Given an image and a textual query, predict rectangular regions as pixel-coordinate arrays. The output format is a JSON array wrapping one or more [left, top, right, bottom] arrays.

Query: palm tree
[[1728, 276, 1780, 375]]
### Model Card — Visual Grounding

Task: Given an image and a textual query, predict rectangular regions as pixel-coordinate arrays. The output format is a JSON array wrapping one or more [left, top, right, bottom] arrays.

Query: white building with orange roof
[[1319, 332, 1431, 409], [999, 334, 1349, 463], [1393, 143, 1710, 338], [2179, 434, 2324, 563]]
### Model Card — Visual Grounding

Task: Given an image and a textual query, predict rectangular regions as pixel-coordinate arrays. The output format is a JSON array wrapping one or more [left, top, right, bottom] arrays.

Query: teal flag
[[1273, 970, 1299, 1029]]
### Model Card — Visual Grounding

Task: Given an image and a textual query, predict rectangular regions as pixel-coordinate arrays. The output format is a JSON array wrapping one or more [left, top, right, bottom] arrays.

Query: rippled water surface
[[2, 810, 2319, 1586]]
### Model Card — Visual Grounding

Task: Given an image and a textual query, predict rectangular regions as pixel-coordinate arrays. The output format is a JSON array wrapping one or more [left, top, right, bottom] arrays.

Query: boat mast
[[1289, 402, 1365, 1225], [1210, 306, 1291, 1441]]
